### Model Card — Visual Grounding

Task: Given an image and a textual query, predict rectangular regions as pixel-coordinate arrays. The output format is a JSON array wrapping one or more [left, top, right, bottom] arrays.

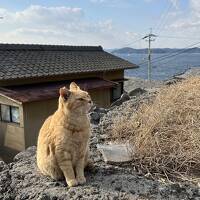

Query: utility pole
[[142, 28, 157, 81]]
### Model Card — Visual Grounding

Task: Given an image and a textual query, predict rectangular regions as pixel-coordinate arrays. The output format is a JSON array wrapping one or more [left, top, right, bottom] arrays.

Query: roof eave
[[0, 65, 139, 83], [0, 93, 22, 105]]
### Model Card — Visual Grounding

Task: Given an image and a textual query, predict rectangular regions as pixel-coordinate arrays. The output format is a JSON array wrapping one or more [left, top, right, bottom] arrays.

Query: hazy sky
[[0, 0, 198, 48]]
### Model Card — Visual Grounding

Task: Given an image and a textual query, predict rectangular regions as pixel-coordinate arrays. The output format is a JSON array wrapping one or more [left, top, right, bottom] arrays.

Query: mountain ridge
[[112, 47, 200, 54]]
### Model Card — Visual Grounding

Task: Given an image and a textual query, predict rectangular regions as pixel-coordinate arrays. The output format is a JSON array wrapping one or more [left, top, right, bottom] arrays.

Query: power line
[[117, 37, 143, 49], [153, 0, 171, 32], [116, 2, 175, 51], [138, 40, 200, 66], [152, 45, 200, 63], [152, 45, 200, 66], [158, 35, 200, 40], [142, 28, 157, 80], [153, 42, 200, 62], [156, 5, 173, 35], [154, 1, 173, 34], [123, 38, 143, 47], [140, 0, 173, 82]]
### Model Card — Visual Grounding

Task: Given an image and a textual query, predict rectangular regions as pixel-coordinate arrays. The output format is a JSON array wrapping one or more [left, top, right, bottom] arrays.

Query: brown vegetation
[[111, 77, 200, 181]]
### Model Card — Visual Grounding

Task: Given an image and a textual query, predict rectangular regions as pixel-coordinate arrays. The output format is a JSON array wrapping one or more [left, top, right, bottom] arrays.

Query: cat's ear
[[70, 82, 80, 91], [59, 87, 71, 100]]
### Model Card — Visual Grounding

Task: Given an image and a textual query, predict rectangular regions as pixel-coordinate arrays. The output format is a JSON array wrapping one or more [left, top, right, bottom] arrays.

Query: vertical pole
[[143, 29, 156, 81], [148, 35, 151, 81]]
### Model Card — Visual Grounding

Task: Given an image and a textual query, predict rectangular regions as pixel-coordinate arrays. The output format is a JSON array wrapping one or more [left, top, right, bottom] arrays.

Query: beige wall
[[23, 99, 58, 148], [0, 95, 25, 151], [89, 88, 111, 108], [3, 124, 25, 151]]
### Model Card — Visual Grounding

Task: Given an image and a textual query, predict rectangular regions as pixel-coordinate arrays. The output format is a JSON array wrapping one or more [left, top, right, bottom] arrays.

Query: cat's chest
[[71, 130, 88, 143], [59, 128, 89, 146], [67, 131, 89, 158]]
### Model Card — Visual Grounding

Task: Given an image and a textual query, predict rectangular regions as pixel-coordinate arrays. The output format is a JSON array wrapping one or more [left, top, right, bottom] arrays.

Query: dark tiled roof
[[0, 44, 137, 81], [0, 78, 116, 103]]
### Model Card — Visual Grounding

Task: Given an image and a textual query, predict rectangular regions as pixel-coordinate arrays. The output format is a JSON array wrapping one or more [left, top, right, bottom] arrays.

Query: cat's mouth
[[78, 102, 93, 115], [88, 107, 93, 113], [88, 102, 94, 113]]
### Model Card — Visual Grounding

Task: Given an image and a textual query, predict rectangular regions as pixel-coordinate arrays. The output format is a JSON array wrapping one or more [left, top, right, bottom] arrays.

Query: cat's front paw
[[67, 179, 78, 187], [77, 176, 86, 185]]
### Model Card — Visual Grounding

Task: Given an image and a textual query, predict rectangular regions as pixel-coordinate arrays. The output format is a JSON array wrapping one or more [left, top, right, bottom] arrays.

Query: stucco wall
[[23, 99, 57, 148], [89, 88, 111, 108]]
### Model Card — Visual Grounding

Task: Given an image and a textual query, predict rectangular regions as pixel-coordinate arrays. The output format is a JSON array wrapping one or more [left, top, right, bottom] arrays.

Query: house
[[0, 43, 137, 159]]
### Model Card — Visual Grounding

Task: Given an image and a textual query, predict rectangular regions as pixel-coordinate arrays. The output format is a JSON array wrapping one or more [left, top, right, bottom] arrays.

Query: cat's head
[[59, 82, 92, 114]]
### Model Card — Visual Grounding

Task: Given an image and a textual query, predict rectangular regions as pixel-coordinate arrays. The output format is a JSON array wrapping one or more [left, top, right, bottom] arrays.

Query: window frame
[[10, 106, 20, 124], [111, 82, 124, 102], [0, 104, 20, 124], [0, 105, 1, 121], [0, 104, 11, 123]]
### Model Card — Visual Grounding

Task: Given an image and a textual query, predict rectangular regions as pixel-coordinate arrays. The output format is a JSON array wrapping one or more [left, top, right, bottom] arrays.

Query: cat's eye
[[64, 95, 68, 100], [78, 98, 84, 101]]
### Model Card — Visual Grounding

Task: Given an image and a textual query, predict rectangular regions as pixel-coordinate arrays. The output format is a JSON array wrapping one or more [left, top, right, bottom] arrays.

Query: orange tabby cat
[[37, 82, 92, 187]]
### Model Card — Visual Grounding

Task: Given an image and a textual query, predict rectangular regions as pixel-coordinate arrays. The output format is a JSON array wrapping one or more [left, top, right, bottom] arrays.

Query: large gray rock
[[90, 112, 100, 121], [90, 112, 100, 124], [129, 88, 147, 97], [0, 145, 199, 200], [92, 106, 107, 114], [111, 93, 130, 107], [90, 106, 108, 125], [1, 145, 199, 200]]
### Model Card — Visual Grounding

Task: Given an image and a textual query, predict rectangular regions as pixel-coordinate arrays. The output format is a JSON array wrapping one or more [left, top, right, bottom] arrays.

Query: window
[[0, 104, 20, 124], [111, 82, 123, 102], [1, 104, 10, 122], [11, 106, 20, 123]]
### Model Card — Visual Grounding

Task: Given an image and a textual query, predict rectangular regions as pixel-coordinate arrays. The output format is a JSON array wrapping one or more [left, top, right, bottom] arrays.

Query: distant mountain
[[112, 47, 200, 54], [105, 48, 116, 53]]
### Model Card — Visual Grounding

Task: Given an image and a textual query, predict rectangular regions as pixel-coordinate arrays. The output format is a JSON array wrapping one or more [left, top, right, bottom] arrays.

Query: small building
[[0, 44, 137, 159]]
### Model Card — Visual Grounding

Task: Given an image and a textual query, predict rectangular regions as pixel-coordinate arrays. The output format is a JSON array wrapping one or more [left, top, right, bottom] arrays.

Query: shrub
[[112, 77, 200, 181]]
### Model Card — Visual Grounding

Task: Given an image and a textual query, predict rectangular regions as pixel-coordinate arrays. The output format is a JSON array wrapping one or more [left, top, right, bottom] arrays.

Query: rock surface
[[124, 77, 163, 93], [1, 98, 200, 199], [1, 143, 200, 199], [174, 67, 200, 79], [89, 106, 108, 125], [110, 93, 130, 107], [1, 72, 200, 199], [128, 88, 147, 97], [165, 67, 200, 85]]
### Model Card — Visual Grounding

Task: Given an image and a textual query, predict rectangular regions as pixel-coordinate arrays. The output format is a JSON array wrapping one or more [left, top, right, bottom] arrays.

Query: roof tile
[[0, 44, 137, 81]]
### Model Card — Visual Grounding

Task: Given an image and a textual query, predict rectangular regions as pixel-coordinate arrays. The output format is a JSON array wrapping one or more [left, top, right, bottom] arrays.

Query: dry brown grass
[[110, 105, 136, 141], [112, 77, 200, 181]]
